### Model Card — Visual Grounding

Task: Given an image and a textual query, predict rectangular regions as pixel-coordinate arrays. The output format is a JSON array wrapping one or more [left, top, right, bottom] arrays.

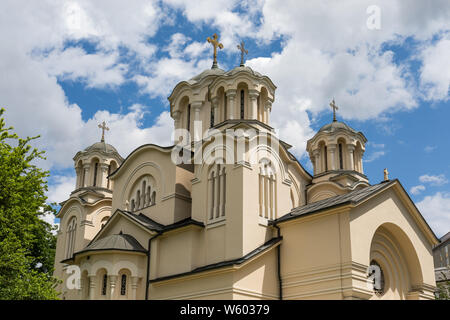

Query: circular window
[[370, 260, 385, 296]]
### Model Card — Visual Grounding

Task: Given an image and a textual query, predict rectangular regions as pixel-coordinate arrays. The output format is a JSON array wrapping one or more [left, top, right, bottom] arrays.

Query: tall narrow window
[[66, 217, 77, 259], [324, 146, 328, 171], [93, 163, 98, 186], [339, 143, 344, 169], [151, 191, 156, 204], [187, 104, 191, 132], [142, 181, 146, 207], [240, 90, 245, 119], [102, 274, 107, 296], [224, 95, 227, 121], [210, 106, 214, 128], [208, 164, 226, 221], [259, 160, 276, 220], [120, 275, 127, 296], [107, 164, 111, 189]]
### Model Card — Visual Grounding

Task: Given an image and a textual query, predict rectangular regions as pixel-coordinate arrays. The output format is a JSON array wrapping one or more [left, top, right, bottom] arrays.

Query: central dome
[[190, 68, 225, 82]]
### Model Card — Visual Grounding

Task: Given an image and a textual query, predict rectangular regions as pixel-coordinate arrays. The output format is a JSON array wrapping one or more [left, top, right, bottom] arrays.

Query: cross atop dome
[[330, 98, 339, 122], [98, 121, 109, 142], [207, 33, 224, 69], [237, 41, 248, 67]]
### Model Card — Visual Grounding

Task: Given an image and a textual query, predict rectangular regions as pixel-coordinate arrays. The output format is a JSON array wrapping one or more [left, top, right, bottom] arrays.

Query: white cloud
[[410, 185, 426, 195], [47, 175, 77, 204], [417, 192, 450, 238], [36, 47, 128, 88], [419, 36, 450, 101], [419, 174, 448, 186]]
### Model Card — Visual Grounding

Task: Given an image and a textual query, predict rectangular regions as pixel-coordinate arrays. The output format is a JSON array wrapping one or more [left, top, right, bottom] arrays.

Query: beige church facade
[[54, 40, 439, 300]]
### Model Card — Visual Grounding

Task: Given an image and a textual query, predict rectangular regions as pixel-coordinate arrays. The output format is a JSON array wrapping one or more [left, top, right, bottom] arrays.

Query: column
[[191, 101, 202, 142], [264, 101, 272, 124], [248, 89, 259, 120], [347, 145, 355, 171], [328, 144, 337, 170], [131, 277, 139, 300], [83, 164, 90, 187], [75, 167, 81, 189], [211, 97, 219, 125], [88, 275, 96, 300], [208, 176, 214, 220], [313, 149, 320, 175], [226, 89, 236, 120], [360, 151, 364, 173], [172, 110, 181, 131], [100, 163, 109, 189], [109, 275, 117, 300]]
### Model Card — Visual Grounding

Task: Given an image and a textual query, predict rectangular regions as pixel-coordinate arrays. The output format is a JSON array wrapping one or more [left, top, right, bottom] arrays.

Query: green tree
[[0, 108, 59, 299]]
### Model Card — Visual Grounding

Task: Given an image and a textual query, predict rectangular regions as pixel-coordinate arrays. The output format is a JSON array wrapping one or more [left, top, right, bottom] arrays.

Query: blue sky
[[0, 0, 449, 237]]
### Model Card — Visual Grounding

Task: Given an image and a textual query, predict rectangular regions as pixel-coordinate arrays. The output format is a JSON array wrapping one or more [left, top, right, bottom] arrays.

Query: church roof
[[272, 180, 397, 225], [61, 233, 147, 262], [82, 233, 146, 253]]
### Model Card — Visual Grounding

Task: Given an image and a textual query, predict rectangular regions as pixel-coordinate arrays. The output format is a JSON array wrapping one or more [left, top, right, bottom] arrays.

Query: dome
[[190, 67, 225, 82], [225, 65, 263, 77], [318, 121, 357, 134], [84, 141, 119, 154]]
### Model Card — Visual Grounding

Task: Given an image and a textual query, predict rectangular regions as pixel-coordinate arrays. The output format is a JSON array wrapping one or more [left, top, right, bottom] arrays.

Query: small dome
[[85, 141, 118, 154], [190, 68, 225, 82], [225, 65, 263, 77], [318, 121, 357, 134]]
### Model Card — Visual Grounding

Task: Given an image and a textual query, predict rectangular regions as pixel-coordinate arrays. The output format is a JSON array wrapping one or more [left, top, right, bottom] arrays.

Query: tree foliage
[[0, 108, 59, 299]]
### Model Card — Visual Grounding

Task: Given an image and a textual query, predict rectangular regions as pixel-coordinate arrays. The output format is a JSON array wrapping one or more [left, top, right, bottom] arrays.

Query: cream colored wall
[[349, 187, 436, 299], [278, 209, 352, 299], [111, 146, 192, 225]]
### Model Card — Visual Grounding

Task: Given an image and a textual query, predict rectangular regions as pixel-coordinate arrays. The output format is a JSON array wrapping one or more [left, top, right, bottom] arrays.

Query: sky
[[0, 0, 449, 237]]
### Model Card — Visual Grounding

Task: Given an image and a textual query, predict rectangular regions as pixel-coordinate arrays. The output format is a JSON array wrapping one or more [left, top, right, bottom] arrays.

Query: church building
[[54, 34, 439, 300]]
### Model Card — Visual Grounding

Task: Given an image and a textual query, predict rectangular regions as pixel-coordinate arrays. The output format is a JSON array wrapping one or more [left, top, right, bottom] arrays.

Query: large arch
[[368, 223, 423, 300]]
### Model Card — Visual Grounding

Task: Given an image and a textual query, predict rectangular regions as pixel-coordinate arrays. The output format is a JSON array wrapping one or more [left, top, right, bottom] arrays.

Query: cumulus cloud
[[47, 175, 77, 204], [419, 36, 450, 101], [410, 185, 426, 195], [417, 192, 450, 238], [419, 174, 448, 186]]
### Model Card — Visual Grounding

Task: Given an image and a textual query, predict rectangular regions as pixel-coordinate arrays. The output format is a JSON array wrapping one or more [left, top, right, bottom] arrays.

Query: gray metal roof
[[80, 233, 146, 254], [272, 180, 396, 225]]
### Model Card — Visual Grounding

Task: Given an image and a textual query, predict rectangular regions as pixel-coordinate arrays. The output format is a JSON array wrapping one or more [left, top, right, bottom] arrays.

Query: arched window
[[147, 186, 151, 205], [93, 162, 98, 186], [131, 199, 135, 212], [66, 217, 77, 259], [120, 275, 127, 296], [101, 216, 109, 228], [210, 105, 214, 128], [136, 190, 141, 209], [224, 95, 227, 121], [208, 164, 226, 221], [338, 143, 344, 170], [259, 160, 276, 220], [102, 274, 107, 296], [142, 181, 146, 207], [187, 104, 191, 132], [151, 191, 156, 204], [107, 164, 111, 189], [240, 90, 245, 119]]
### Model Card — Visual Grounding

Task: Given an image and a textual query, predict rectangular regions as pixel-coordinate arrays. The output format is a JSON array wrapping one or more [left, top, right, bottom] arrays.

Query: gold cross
[[98, 121, 109, 142], [237, 41, 248, 67], [330, 98, 339, 122], [207, 33, 223, 69]]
